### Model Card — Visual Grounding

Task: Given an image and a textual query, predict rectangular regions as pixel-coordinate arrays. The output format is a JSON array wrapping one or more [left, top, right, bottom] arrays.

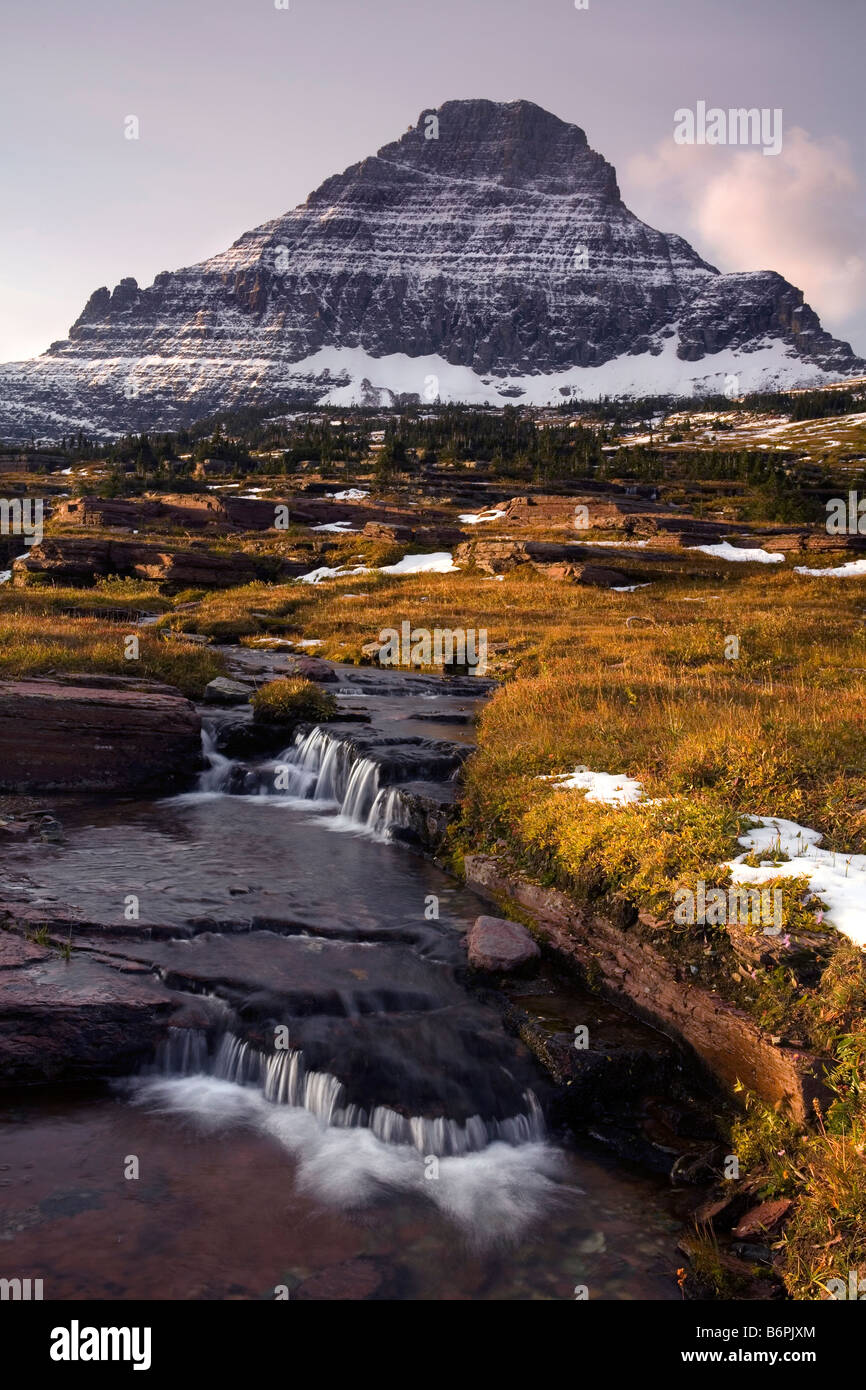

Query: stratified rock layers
[[0, 678, 201, 791], [0, 99, 862, 438]]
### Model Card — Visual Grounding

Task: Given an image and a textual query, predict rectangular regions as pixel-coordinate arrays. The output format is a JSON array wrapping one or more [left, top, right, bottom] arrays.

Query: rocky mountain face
[[1, 98, 862, 439]]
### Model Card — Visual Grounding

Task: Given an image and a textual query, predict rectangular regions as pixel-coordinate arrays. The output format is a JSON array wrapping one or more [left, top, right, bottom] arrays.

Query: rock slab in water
[[0, 953, 177, 1084], [467, 915, 541, 973], [0, 677, 201, 791], [203, 677, 253, 705]]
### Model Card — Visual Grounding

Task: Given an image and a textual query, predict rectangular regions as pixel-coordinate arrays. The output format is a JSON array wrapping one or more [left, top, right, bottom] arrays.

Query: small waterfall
[[339, 756, 381, 823], [155, 1026, 211, 1074], [198, 728, 237, 792], [150, 1028, 546, 1157], [366, 786, 411, 840], [197, 725, 407, 838]]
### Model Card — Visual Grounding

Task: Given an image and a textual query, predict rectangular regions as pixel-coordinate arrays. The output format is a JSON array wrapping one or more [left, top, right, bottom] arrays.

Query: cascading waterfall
[[198, 725, 407, 839], [150, 1028, 546, 1157]]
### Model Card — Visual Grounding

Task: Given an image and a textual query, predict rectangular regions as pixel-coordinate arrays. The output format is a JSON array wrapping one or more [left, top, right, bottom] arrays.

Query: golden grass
[[0, 611, 222, 697]]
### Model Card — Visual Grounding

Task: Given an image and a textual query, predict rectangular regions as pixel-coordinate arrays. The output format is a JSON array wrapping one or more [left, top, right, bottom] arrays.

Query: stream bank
[[0, 649, 777, 1299]]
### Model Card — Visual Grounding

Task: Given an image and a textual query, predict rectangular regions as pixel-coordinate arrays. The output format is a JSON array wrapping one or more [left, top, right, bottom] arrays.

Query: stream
[[1, 657, 690, 1300]]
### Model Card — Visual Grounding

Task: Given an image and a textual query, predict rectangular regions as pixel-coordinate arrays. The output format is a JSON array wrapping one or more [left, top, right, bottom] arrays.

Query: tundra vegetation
[[4, 382, 866, 1297]]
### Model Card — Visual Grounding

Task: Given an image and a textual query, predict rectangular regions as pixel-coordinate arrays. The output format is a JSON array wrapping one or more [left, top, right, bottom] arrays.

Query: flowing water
[[0, 661, 689, 1300]]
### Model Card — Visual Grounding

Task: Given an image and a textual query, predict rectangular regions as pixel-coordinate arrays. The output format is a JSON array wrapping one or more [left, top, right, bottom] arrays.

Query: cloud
[[624, 127, 866, 328]]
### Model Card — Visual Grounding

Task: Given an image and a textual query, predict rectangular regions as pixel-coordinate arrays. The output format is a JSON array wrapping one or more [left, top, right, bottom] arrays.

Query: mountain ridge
[[0, 98, 862, 439]]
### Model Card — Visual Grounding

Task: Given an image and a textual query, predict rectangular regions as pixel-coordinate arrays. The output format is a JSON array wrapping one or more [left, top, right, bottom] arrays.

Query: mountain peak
[[369, 97, 615, 199], [0, 97, 862, 438]]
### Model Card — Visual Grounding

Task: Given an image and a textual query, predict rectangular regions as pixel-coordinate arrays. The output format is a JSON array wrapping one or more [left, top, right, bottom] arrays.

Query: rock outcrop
[[0, 676, 201, 791], [12, 536, 259, 588], [464, 853, 830, 1122]]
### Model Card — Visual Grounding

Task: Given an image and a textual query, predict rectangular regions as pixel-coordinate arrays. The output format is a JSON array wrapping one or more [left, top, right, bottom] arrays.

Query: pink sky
[[1, 0, 864, 363]]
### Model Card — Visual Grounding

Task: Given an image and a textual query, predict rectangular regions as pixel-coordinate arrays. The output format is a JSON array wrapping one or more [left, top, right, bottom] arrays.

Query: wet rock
[[732, 1198, 793, 1240], [692, 1189, 754, 1232], [0, 677, 201, 792], [284, 655, 337, 683], [467, 915, 541, 973], [0, 810, 63, 843], [0, 954, 177, 1084], [292, 1257, 399, 1300], [204, 677, 253, 705], [0, 934, 52, 969], [390, 780, 457, 852]]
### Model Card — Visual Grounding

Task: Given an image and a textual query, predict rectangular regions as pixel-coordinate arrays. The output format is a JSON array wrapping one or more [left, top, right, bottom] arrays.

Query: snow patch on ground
[[728, 816, 866, 947], [546, 768, 645, 806], [379, 552, 458, 575], [794, 559, 866, 578], [459, 509, 507, 525], [690, 541, 784, 564], [296, 564, 371, 585], [312, 335, 840, 407], [296, 551, 457, 583], [328, 488, 369, 500]]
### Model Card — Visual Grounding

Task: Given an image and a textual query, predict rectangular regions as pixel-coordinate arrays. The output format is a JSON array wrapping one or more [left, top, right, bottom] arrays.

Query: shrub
[[251, 677, 338, 724]]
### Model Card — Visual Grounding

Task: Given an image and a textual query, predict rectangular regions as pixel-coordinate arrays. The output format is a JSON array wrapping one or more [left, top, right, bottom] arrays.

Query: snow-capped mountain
[[1, 98, 863, 439]]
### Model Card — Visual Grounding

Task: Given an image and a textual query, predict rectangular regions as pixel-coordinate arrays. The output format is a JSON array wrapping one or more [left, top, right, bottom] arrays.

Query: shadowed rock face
[[0, 677, 202, 792], [12, 536, 259, 589], [0, 98, 862, 438]]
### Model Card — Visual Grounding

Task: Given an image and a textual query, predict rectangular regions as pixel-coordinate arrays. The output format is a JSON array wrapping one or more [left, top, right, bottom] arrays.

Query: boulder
[[362, 521, 414, 541], [453, 540, 529, 573], [503, 495, 640, 530], [203, 677, 253, 705], [531, 562, 579, 581], [284, 655, 337, 682], [732, 1199, 794, 1240], [574, 564, 632, 588], [466, 915, 541, 973], [0, 677, 201, 792]]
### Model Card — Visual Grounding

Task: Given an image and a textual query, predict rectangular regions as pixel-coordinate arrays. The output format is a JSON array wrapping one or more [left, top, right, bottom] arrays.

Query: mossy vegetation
[[251, 677, 338, 724]]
